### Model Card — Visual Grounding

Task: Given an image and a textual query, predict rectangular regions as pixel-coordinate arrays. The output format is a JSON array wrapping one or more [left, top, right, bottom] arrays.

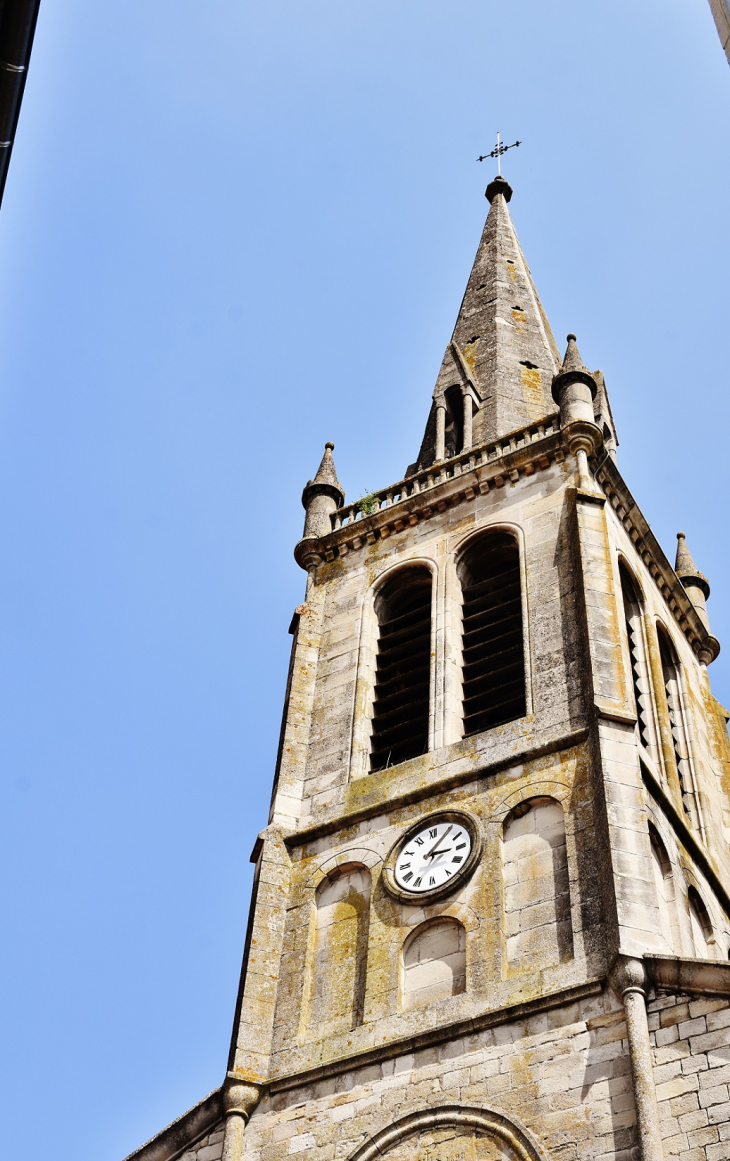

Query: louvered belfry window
[[369, 567, 432, 772], [620, 564, 652, 750], [658, 627, 697, 826], [458, 531, 526, 737]]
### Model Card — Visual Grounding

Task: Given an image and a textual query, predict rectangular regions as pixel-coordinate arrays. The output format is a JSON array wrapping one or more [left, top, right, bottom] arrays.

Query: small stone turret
[[675, 532, 720, 664], [675, 532, 710, 628], [552, 334, 602, 488], [295, 442, 344, 570]]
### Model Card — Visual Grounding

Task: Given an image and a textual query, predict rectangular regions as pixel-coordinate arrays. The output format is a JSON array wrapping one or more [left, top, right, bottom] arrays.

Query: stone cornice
[[296, 419, 719, 669], [646, 954, 730, 996], [297, 417, 564, 568], [594, 455, 720, 665], [267, 979, 604, 1092], [281, 726, 589, 849]]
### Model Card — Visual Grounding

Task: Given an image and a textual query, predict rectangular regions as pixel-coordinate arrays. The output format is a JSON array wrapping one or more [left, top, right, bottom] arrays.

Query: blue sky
[[0, 3, 728, 1159]]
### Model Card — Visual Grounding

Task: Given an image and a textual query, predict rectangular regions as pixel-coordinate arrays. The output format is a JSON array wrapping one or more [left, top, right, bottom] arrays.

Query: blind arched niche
[[304, 863, 371, 1037]]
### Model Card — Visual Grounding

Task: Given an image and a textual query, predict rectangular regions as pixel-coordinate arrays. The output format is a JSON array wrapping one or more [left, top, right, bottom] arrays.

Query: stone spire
[[675, 531, 712, 631], [410, 176, 561, 473], [295, 443, 345, 570]]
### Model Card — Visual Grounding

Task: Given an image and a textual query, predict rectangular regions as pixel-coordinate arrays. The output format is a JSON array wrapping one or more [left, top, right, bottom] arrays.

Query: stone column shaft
[[612, 958, 664, 1161], [624, 988, 663, 1161], [462, 389, 472, 452], [435, 400, 446, 462], [221, 1081, 262, 1161], [222, 1114, 247, 1161]]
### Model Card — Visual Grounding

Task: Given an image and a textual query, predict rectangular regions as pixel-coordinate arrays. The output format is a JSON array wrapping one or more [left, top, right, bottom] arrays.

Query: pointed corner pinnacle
[[301, 440, 344, 509], [485, 175, 513, 204], [562, 334, 587, 375], [313, 441, 343, 493], [551, 333, 597, 402], [675, 531, 710, 597], [297, 441, 346, 560]]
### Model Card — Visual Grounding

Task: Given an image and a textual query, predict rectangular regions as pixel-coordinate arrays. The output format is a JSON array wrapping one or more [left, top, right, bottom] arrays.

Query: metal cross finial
[[477, 131, 521, 175]]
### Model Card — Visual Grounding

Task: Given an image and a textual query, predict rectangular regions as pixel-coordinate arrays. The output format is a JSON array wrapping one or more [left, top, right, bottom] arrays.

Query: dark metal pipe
[[0, 0, 42, 208]]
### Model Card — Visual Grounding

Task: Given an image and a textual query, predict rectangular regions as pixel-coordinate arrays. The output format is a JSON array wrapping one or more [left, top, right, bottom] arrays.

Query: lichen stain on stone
[[520, 365, 546, 421], [511, 307, 526, 335], [463, 340, 479, 373]]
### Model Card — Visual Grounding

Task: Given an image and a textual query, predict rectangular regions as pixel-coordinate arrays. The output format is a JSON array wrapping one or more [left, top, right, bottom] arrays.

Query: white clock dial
[[394, 820, 473, 893]]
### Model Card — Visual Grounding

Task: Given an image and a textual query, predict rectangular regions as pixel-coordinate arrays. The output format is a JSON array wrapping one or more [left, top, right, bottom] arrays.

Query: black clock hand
[[423, 824, 452, 860]]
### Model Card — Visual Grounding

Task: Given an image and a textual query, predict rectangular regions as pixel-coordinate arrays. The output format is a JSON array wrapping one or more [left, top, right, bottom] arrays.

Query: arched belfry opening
[[370, 567, 432, 771], [457, 531, 526, 737], [657, 625, 697, 827], [619, 562, 655, 753]]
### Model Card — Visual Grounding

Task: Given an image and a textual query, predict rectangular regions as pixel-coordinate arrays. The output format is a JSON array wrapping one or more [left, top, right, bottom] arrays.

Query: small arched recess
[[401, 917, 466, 1009], [687, 884, 714, 959], [502, 797, 573, 971], [303, 863, 371, 1037], [648, 824, 679, 954]]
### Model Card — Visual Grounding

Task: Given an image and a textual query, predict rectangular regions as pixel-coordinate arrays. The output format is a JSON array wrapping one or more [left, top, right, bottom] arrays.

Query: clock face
[[394, 819, 473, 893]]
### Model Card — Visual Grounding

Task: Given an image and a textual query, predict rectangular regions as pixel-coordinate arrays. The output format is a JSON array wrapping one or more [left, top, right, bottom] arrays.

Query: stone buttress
[[125, 178, 730, 1161]]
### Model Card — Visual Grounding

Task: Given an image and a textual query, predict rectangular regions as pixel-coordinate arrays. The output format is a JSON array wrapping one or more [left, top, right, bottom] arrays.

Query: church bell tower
[[127, 177, 730, 1161]]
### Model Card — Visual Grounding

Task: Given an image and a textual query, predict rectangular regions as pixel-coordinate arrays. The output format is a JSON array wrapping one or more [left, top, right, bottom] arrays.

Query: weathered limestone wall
[[648, 991, 730, 1159], [245, 990, 638, 1161], [292, 458, 583, 830], [644, 805, 730, 960], [600, 499, 730, 956], [268, 743, 604, 1076]]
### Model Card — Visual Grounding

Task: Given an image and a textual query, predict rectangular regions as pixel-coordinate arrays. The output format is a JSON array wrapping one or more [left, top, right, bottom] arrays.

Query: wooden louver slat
[[370, 570, 432, 771], [460, 534, 525, 737]]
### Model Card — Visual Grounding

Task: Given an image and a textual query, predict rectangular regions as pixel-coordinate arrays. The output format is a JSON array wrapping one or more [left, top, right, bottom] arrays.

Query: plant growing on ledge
[[357, 490, 380, 516]]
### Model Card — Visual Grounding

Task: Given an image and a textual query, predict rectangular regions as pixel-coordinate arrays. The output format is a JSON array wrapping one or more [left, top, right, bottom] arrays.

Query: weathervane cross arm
[[477, 131, 521, 174]]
